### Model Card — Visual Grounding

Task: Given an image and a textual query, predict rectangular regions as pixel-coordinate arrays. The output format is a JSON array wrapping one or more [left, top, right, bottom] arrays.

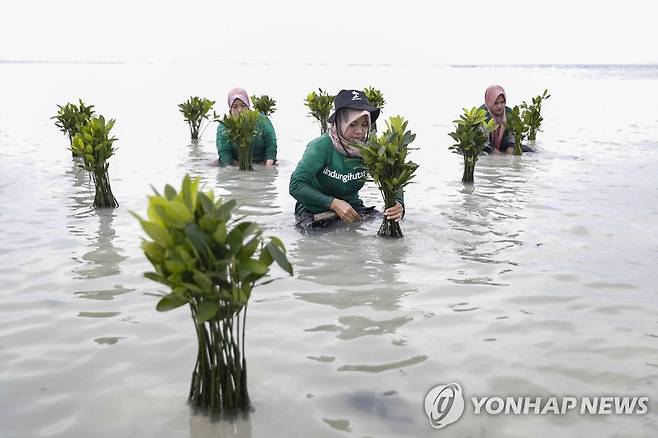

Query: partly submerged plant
[[356, 115, 419, 238], [250, 95, 277, 116], [448, 107, 496, 183], [363, 87, 386, 109], [506, 105, 530, 156], [133, 175, 293, 413], [52, 99, 95, 156], [521, 89, 551, 141], [218, 110, 260, 171], [363, 87, 386, 133], [71, 116, 119, 208], [179, 97, 215, 140], [304, 88, 334, 135]]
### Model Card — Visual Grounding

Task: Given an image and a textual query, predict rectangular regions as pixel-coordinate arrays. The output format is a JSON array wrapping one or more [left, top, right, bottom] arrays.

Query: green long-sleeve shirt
[[216, 113, 277, 166], [289, 134, 404, 216]]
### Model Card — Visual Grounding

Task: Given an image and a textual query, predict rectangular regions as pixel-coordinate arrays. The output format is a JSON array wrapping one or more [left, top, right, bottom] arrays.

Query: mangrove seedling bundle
[[363, 87, 386, 132], [304, 88, 334, 135], [448, 107, 496, 183], [218, 110, 260, 171], [521, 89, 551, 141], [134, 175, 293, 413], [363, 87, 386, 109], [356, 115, 419, 238], [71, 116, 119, 208], [179, 97, 215, 140], [251, 95, 277, 116], [52, 99, 95, 156], [506, 105, 530, 156]]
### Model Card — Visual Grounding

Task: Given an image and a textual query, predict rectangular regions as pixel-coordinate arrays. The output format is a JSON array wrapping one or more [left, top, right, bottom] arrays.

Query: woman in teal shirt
[[216, 87, 277, 167], [289, 89, 404, 228]]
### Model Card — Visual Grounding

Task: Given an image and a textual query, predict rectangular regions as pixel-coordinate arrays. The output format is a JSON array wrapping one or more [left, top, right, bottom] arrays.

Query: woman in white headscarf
[[289, 89, 404, 228]]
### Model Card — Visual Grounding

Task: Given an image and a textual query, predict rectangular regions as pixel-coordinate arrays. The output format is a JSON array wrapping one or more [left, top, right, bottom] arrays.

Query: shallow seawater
[[1, 62, 657, 438]]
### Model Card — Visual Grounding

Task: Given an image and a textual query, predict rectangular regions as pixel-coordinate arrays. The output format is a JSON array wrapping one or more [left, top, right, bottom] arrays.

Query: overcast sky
[[1, 0, 656, 65]]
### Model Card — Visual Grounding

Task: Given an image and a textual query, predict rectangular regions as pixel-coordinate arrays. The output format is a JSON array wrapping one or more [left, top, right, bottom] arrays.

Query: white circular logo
[[424, 383, 465, 429]]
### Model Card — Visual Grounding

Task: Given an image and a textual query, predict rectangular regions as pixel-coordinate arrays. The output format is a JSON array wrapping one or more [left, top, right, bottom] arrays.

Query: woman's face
[[230, 99, 248, 116], [343, 115, 370, 142], [492, 94, 506, 117]]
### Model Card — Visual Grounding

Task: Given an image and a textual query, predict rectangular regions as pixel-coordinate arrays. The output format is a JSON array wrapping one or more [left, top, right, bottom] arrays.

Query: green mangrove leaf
[[304, 88, 334, 134], [196, 299, 220, 322], [251, 94, 277, 116], [266, 241, 293, 275], [179, 96, 215, 140], [141, 220, 174, 247], [156, 293, 188, 312]]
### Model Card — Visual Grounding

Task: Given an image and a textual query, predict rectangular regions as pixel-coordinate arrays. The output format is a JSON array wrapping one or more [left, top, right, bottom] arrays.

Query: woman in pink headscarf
[[481, 85, 515, 154], [216, 87, 278, 167]]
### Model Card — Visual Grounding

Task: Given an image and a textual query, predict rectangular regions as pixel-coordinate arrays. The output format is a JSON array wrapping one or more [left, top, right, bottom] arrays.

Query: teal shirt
[[216, 113, 277, 165], [289, 134, 404, 216]]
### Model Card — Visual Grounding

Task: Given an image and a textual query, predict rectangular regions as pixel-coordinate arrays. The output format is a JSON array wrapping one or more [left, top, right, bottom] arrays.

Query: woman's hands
[[384, 202, 404, 222], [330, 200, 404, 223], [330, 198, 362, 223]]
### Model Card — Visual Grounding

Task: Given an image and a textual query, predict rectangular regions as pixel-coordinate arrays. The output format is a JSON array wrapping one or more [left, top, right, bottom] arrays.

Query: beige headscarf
[[328, 109, 371, 157]]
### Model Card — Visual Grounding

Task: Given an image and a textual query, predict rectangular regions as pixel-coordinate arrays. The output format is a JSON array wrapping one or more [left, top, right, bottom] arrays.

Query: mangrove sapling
[[179, 97, 215, 141], [363, 87, 386, 132], [218, 110, 260, 171], [304, 88, 334, 135], [521, 89, 551, 141], [52, 99, 95, 156], [506, 105, 530, 156], [250, 95, 277, 116], [71, 116, 119, 208], [134, 175, 293, 413], [363, 87, 386, 109], [448, 107, 496, 183], [356, 115, 419, 238]]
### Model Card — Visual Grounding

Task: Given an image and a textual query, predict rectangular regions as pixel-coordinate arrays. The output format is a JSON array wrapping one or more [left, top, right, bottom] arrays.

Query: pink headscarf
[[484, 85, 506, 151], [328, 109, 371, 157], [227, 87, 250, 109]]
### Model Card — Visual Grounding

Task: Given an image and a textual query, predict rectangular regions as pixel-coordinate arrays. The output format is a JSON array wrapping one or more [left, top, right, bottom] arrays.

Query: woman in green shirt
[[216, 87, 277, 167], [289, 89, 404, 228]]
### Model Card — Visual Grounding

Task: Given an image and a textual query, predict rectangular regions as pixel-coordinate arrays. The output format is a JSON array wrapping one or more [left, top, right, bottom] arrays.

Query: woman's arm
[[500, 128, 515, 153], [216, 124, 236, 166], [260, 115, 277, 165], [289, 141, 334, 210]]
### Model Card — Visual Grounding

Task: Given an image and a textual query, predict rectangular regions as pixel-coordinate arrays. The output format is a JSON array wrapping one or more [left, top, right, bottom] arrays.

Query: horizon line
[[1, 59, 658, 68]]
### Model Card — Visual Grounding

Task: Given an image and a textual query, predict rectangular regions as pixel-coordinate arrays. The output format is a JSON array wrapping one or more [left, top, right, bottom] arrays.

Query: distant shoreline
[[1, 60, 657, 68]]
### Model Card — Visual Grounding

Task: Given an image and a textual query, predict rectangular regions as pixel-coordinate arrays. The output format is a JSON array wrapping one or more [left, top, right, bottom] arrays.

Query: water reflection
[[292, 231, 415, 311], [214, 167, 282, 222], [292, 229, 417, 350], [334, 390, 414, 425], [61, 160, 131, 299], [179, 141, 215, 178], [189, 411, 252, 438], [320, 390, 422, 436], [72, 210, 127, 279], [65, 158, 92, 215], [305, 315, 414, 341], [73, 284, 134, 301], [443, 156, 538, 272]]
